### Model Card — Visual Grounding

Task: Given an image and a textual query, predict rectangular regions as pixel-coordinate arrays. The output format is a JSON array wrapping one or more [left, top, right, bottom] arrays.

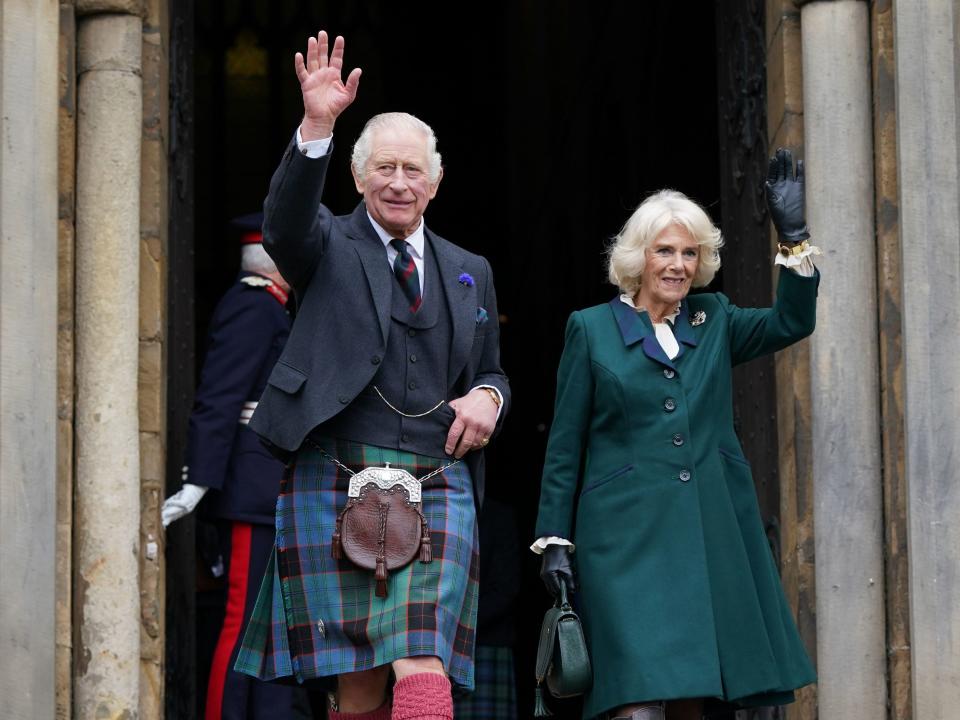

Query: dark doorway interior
[[171, 2, 775, 718]]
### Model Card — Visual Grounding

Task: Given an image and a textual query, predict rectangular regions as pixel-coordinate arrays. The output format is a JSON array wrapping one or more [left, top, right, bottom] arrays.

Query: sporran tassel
[[375, 554, 388, 597], [331, 528, 342, 560], [420, 518, 432, 562]]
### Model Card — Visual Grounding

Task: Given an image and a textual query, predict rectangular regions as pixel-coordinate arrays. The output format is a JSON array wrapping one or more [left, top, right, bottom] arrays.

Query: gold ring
[[480, 437, 489, 446]]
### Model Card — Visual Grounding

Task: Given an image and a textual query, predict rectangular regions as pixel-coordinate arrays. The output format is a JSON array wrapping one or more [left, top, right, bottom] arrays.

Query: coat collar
[[348, 203, 393, 344], [608, 295, 699, 370]]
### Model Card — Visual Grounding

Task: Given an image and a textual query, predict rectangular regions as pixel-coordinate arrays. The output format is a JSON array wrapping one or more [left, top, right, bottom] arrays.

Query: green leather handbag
[[534, 583, 593, 716]]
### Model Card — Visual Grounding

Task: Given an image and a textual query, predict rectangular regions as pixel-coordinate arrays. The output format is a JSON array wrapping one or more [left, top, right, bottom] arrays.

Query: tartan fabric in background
[[453, 645, 518, 719], [235, 437, 479, 691]]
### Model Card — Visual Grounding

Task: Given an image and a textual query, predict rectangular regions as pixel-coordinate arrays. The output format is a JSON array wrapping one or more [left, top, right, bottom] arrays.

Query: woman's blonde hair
[[607, 189, 723, 296]]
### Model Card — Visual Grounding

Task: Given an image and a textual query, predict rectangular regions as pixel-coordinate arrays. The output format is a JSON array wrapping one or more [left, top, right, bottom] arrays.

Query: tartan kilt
[[235, 437, 479, 691]]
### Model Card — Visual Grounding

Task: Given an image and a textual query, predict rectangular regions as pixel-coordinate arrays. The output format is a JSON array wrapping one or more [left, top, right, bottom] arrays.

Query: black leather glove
[[539, 543, 576, 599], [765, 147, 810, 244]]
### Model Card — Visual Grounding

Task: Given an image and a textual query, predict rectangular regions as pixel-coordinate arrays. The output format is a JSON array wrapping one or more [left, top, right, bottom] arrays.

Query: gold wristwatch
[[778, 240, 810, 257]]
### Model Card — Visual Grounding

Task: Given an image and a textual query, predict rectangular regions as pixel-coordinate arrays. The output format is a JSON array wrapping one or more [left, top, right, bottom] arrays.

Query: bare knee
[[392, 655, 446, 681], [336, 666, 391, 713]]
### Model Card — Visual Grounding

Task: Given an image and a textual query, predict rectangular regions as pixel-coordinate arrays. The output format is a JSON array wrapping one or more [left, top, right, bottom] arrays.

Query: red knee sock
[[328, 701, 391, 720], [391, 672, 453, 720]]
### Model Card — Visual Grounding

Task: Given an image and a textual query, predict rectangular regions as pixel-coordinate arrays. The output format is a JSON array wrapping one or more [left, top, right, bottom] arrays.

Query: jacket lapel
[[672, 300, 699, 359], [430, 232, 475, 386], [347, 203, 392, 344], [609, 296, 699, 370]]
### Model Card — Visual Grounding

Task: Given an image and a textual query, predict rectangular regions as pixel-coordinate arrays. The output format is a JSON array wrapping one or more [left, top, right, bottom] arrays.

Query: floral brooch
[[690, 310, 706, 326], [458, 272, 474, 287]]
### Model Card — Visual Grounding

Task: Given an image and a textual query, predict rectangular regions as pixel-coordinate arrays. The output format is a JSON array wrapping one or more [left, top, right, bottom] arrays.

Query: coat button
[[338, 395, 349, 404], [371, 355, 381, 365], [408, 328, 417, 337], [410, 354, 418, 363], [679, 469, 691, 482], [408, 381, 418, 390], [401, 434, 410, 443], [663, 368, 676, 379], [672, 433, 684, 446], [664, 398, 676, 412]]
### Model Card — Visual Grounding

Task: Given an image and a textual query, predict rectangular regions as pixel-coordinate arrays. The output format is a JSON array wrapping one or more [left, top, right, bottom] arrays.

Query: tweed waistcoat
[[315, 247, 455, 459]]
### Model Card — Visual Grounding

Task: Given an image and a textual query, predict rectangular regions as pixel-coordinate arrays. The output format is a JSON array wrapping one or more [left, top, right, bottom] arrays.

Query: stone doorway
[[167, 2, 775, 717]]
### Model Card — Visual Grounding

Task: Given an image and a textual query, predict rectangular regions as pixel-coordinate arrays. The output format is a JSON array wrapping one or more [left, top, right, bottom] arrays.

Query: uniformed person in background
[[452, 496, 521, 720], [162, 213, 311, 720]]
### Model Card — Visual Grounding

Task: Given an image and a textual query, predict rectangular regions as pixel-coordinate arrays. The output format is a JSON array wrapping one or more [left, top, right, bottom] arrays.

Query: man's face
[[352, 126, 443, 239]]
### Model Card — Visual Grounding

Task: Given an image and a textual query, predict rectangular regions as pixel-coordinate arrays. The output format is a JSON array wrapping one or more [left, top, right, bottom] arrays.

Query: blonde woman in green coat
[[534, 149, 818, 720]]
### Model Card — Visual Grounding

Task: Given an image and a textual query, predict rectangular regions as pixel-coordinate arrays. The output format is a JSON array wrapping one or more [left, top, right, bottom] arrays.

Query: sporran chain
[[373, 385, 446, 418]]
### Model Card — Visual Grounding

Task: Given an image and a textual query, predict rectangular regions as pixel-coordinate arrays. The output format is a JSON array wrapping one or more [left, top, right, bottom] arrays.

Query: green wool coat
[[535, 268, 819, 719]]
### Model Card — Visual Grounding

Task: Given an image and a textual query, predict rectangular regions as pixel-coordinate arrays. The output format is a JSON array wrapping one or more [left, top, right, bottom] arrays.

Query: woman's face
[[637, 224, 700, 310]]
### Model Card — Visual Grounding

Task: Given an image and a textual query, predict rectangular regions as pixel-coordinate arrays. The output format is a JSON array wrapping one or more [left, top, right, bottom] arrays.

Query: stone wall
[[57, 3, 77, 718], [140, 0, 170, 716], [871, 2, 911, 718], [765, 3, 817, 719]]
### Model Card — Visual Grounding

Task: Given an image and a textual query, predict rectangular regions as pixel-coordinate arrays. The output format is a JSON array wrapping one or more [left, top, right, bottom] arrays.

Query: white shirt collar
[[367, 213, 425, 259], [619, 294, 681, 324]]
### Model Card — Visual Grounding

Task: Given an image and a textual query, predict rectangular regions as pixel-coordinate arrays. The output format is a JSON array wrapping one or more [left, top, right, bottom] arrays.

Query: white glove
[[161, 483, 209, 528]]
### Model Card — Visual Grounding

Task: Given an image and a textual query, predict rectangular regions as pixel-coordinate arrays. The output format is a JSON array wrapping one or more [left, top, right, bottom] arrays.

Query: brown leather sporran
[[330, 464, 432, 597]]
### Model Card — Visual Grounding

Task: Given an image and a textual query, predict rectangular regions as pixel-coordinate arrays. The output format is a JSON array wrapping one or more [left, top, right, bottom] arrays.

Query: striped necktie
[[390, 239, 422, 313]]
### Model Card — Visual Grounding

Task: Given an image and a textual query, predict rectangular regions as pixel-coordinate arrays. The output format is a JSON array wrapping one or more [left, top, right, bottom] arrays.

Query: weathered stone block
[[766, 14, 803, 147], [140, 237, 163, 340], [141, 136, 165, 235], [76, 0, 144, 16], [139, 339, 164, 433], [769, 110, 804, 160], [139, 430, 164, 484]]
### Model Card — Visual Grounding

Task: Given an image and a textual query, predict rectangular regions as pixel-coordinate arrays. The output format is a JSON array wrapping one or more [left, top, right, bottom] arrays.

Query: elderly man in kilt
[[234, 31, 510, 720]]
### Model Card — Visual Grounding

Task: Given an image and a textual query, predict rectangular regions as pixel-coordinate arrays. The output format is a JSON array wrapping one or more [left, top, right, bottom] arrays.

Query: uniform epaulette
[[241, 274, 288, 307], [240, 275, 273, 288]]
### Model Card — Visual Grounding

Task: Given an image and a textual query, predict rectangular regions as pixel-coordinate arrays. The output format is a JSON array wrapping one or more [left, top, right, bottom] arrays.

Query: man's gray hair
[[351, 112, 443, 183]]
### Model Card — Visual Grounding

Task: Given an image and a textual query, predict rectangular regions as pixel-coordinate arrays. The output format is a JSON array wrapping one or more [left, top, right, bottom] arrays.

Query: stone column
[[73, 10, 143, 718], [0, 2, 60, 718], [800, 2, 887, 718], [893, 0, 960, 716]]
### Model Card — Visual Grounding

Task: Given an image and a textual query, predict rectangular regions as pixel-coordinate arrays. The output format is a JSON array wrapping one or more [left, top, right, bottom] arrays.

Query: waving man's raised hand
[[295, 31, 362, 141]]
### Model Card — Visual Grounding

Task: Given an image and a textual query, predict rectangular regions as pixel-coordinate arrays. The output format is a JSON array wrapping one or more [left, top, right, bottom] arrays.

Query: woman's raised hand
[[765, 147, 810, 245]]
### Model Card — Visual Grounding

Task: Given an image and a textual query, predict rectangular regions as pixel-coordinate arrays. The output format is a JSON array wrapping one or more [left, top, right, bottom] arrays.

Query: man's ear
[[351, 164, 365, 194], [428, 167, 444, 200]]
